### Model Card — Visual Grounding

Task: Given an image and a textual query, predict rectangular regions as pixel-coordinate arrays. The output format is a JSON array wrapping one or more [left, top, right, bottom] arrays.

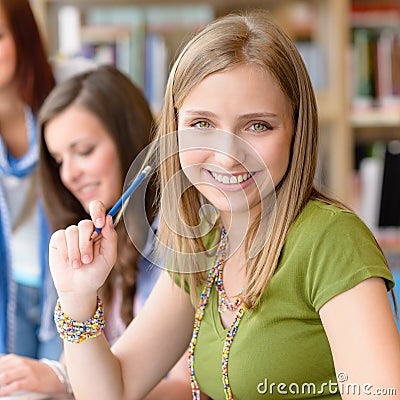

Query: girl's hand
[[0, 354, 66, 397], [49, 201, 117, 316]]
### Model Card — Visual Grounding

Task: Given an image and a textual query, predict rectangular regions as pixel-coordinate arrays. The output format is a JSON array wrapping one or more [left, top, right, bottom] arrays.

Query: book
[[144, 32, 168, 114], [351, 3, 400, 113], [86, 6, 146, 87], [81, 25, 132, 72], [379, 140, 400, 227], [352, 28, 376, 103], [351, 2, 400, 28], [85, 4, 214, 102], [295, 40, 327, 90]]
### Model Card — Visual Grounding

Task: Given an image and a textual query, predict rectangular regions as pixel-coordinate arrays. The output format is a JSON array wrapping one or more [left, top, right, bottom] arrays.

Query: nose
[[212, 131, 245, 168], [59, 156, 82, 185]]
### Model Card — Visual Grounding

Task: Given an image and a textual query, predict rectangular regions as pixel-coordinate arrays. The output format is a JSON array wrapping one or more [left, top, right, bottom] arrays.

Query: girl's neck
[[219, 209, 255, 259], [0, 94, 29, 158], [0, 82, 23, 118]]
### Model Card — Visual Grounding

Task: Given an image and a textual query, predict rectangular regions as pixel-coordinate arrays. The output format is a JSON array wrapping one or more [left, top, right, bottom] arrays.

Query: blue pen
[[93, 165, 151, 235]]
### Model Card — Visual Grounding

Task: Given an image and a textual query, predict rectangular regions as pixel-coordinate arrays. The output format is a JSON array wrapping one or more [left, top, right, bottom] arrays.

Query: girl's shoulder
[[293, 199, 364, 233], [284, 198, 380, 260], [281, 200, 394, 310]]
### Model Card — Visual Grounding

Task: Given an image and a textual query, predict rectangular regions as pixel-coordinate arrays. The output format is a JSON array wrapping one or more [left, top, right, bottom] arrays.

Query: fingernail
[[82, 254, 91, 264], [95, 218, 103, 228]]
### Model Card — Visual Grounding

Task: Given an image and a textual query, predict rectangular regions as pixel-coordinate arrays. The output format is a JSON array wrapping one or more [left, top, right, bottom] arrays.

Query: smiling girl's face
[[177, 63, 293, 220], [44, 105, 122, 212]]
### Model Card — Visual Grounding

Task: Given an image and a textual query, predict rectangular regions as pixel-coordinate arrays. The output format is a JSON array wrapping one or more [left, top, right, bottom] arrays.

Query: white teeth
[[80, 184, 97, 194], [211, 172, 252, 184]]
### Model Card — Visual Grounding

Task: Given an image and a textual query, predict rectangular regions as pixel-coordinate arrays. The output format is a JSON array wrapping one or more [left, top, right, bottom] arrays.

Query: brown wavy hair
[[38, 65, 155, 325], [0, 0, 55, 113]]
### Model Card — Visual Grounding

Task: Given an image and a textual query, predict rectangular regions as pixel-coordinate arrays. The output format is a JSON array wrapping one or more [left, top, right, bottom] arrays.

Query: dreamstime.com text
[[257, 372, 397, 396]]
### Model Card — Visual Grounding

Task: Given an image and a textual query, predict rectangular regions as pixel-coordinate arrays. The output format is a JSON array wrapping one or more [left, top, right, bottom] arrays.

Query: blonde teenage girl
[[46, 10, 400, 400]]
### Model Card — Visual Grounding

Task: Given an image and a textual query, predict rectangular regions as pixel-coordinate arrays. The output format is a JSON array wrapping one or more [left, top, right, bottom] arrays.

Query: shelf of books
[[350, 1, 400, 128], [350, 1, 400, 270]]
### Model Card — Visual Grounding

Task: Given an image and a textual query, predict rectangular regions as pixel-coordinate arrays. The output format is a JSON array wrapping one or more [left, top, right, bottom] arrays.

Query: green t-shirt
[[187, 200, 394, 400]]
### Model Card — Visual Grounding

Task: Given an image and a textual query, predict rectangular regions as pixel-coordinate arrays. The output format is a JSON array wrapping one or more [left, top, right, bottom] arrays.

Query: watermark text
[[257, 373, 397, 396]]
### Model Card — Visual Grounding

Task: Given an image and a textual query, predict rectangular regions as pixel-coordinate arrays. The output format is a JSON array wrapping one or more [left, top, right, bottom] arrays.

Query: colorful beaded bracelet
[[54, 296, 105, 344]]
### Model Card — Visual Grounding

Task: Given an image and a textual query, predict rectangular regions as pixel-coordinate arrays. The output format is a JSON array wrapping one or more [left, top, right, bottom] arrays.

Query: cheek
[[0, 37, 16, 65], [179, 148, 209, 170], [257, 138, 292, 182], [272, 142, 291, 179], [103, 162, 122, 207], [179, 149, 212, 184], [95, 144, 121, 186], [109, 169, 122, 202], [103, 151, 121, 183]]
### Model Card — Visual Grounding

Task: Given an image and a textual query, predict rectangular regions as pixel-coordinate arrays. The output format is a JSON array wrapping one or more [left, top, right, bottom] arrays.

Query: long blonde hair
[[154, 10, 341, 308]]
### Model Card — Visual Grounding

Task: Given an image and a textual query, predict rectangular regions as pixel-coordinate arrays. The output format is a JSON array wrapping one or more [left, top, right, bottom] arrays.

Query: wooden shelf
[[351, 111, 400, 128]]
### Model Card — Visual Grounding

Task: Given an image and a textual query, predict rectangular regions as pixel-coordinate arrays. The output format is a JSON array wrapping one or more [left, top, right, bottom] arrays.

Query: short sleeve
[[305, 210, 394, 311]]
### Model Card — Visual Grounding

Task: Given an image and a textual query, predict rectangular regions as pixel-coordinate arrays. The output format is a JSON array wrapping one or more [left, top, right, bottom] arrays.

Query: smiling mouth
[[210, 171, 254, 184], [77, 183, 98, 195]]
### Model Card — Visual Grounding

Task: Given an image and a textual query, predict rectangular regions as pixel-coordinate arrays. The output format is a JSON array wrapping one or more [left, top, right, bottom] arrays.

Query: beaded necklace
[[217, 267, 243, 312], [188, 226, 246, 400]]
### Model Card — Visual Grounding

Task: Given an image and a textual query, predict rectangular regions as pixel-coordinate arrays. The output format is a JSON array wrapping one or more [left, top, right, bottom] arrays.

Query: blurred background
[[30, 0, 400, 296]]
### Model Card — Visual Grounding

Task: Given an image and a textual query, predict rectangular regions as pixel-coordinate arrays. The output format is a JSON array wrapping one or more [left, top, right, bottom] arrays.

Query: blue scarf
[[0, 107, 58, 353]]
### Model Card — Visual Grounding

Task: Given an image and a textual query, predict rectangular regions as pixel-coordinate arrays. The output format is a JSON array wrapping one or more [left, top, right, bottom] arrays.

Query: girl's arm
[[64, 272, 194, 400], [0, 278, 195, 400], [142, 351, 192, 400], [49, 206, 195, 400], [320, 277, 400, 400]]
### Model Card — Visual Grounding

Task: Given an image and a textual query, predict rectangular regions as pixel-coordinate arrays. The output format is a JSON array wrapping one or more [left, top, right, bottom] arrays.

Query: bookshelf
[[349, 1, 400, 270], [31, 0, 351, 203]]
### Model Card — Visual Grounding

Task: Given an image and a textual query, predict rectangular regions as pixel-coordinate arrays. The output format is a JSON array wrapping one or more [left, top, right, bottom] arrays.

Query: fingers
[[65, 225, 80, 268], [51, 220, 95, 268], [0, 355, 30, 395], [49, 229, 68, 264], [89, 200, 107, 230], [49, 214, 117, 268], [78, 220, 95, 264], [0, 378, 29, 396], [96, 215, 118, 262], [101, 215, 117, 241]]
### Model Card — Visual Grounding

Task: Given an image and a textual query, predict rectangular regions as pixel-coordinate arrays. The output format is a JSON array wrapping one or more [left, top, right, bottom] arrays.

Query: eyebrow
[[179, 110, 217, 119], [180, 110, 279, 120]]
